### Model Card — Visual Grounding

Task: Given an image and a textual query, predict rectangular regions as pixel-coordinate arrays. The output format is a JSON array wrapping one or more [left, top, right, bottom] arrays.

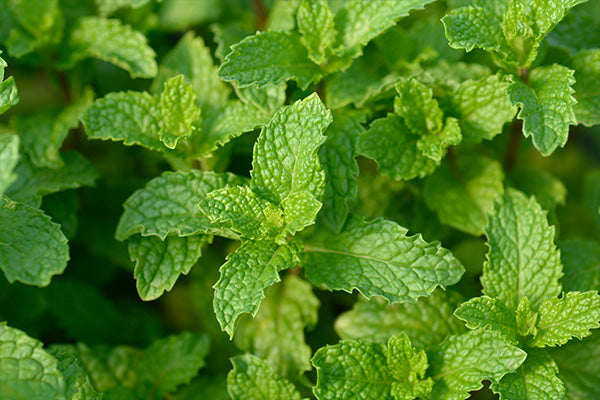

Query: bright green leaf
[[297, 0, 336, 64], [388, 333, 433, 400], [281, 190, 322, 236], [0, 54, 18, 114], [158, 75, 200, 149], [95, 0, 151, 17], [0, 134, 19, 195], [571, 49, 600, 127], [454, 296, 518, 344], [47, 348, 101, 400]]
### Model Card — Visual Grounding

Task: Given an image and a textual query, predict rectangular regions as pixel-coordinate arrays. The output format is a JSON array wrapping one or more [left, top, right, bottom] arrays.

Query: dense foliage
[[1, 0, 599, 399]]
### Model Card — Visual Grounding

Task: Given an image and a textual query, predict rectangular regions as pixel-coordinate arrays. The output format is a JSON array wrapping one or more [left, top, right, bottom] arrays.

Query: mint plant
[[1, 0, 599, 399]]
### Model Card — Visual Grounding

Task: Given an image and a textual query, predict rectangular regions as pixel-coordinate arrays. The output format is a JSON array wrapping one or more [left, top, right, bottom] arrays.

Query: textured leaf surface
[[228, 354, 302, 400], [67, 17, 157, 78], [336, 290, 465, 348], [0, 55, 18, 115], [427, 330, 526, 400], [357, 114, 438, 181], [423, 152, 504, 235], [312, 340, 393, 400], [48, 348, 101, 400], [388, 333, 433, 400], [198, 186, 284, 240], [0, 323, 65, 400], [318, 110, 363, 232], [529, 291, 600, 347], [481, 189, 563, 310], [493, 350, 565, 400], [0, 134, 19, 195], [129, 234, 208, 301], [235, 275, 319, 378], [158, 75, 200, 149], [218, 31, 321, 89], [0, 196, 68, 286], [137, 332, 209, 399], [449, 74, 516, 142], [571, 49, 600, 127], [303, 214, 464, 303], [560, 238, 600, 292], [214, 240, 301, 337], [297, 0, 336, 64], [508, 65, 577, 156], [454, 296, 518, 343], [251, 93, 332, 204], [281, 190, 322, 237], [116, 170, 244, 240]]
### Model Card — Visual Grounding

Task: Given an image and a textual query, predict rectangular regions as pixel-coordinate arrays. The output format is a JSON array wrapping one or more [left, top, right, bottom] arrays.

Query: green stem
[[252, 0, 267, 31]]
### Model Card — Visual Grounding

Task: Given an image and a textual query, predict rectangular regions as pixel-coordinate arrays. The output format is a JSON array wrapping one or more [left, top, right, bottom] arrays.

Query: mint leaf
[[318, 110, 364, 232], [48, 348, 101, 400], [228, 354, 302, 400], [303, 214, 464, 303], [0, 196, 68, 286], [454, 296, 518, 344], [297, 0, 336, 64], [571, 49, 600, 127], [357, 114, 438, 181], [493, 350, 565, 400], [427, 330, 527, 400], [218, 31, 321, 90], [0, 54, 18, 115], [336, 290, 465, 348], [0, 134, 19, 195], [560, 238, 600, 292], [129, 234, 209, 301], [235, 275, 319, 378], [388, 333, 433, 400], [65, 17, 157, 79], [510, 165, 567, 214], [481, 189, 563, 310], [136, 332, 209, 399], [250, 93, 332, 204], [6, 152, 98, 207], [281, 190, 322, 237], [508, 64, 577, 156], [236, 82, 287, 114], [312, 340, 392, 400], [448, 73, 516, 142], [158, 75, 200, 149], [95, 0, 151, 17], [0, 323, 65, 400], [116, 170, 244, 240], [529, 291, 600, 347], [395, 79, 461, 161], [198, 186, 284, 240], [214, 239, 301, 337], [423, 152, 504, 235]]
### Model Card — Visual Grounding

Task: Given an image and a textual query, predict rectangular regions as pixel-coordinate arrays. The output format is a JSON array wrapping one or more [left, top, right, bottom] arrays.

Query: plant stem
[[252, 0, 267, 31]]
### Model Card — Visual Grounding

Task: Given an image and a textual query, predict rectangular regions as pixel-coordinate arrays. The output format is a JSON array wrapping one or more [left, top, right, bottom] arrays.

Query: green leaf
[[426, 330, 527, 400], [218, 31, 321, 90], [213, 239, 301, 337], [281, 190, 322, 236], [6, 152, 98, 207], [312, 340, 393, 400], [65, 17, 157, 79], [227, 354, 302, 400], [481, 189, 563, 311], [82, 91, 163, 150], [388, 333, 433, 400], [129, 234, 209, 301], [560, 238, 600, 292], [357, 114, 438, 181], [297, 0, 336, 64], [335, 290, 465, 349], [318, 110, 364, 232], [454, 296, 518, 344], [95, 0, 151, 16], [234, 275, 319, 378], [0, 55, 19, 115], [0, 134, 19, 196], [250, 93, 332, 204], [303, 214, 464, 303], [516, 297, 538, 337], [493, 350, 565, 400], [158, 75, 200, 149], [152, 31, 230, 109], [334, 0, 438, 57], [236, 82, 287, 114], [395, 79, 461, 161], [571, 49, 600, 127], [0, 323, 65, 400], [137, 332, 210, 399], [423, 152, 504, 236], [550, 332, 600, 400], [448, 73, 516, 142], [508, 64, 577, 156], [0, 196, 68, 286], [529, 291, 600, 347], [47, 348, 101, 400], [198, 186, 284, 241], [510, 165, 567, 214], [115, 170, 244, 240]]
